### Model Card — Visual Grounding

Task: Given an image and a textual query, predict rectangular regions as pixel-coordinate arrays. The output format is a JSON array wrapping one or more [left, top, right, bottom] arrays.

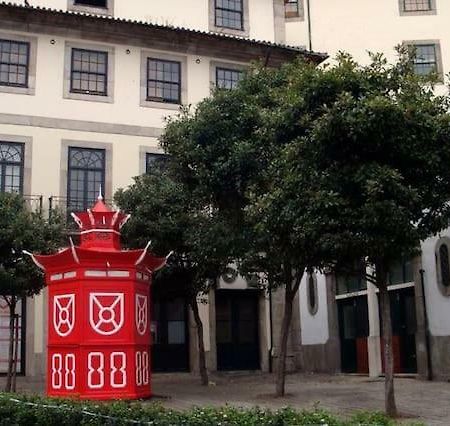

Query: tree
[[160, 61, 342, 397], [115, 169, 233, 386], [160, 48, 450, 413], [265, 49, 450, 415], [0, 193, 64, 392]]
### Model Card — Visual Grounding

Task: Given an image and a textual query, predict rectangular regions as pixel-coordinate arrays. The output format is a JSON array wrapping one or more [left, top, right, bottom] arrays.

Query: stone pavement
[[1, 372, 449, 425]]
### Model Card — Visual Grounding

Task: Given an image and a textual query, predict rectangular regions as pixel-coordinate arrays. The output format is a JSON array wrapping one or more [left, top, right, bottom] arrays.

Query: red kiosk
[[27, 195, 166, 400]]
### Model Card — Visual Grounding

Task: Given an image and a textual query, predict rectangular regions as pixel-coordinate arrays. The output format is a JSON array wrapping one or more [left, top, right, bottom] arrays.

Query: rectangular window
[[389, 259, 414, 285], [403, 0, 432, 11], [413, 44, 437, 76], [70, 48, 108, 96], [216, 67, 243, 90], [215, 0, 244, 30], [0, 39, 29, 88], [67, 147, 105, 212], [285, 0, 299, 17], [74, 0, 107, 6], [146, 153, 168, 173], [0, 142, 24, 193], [146, 58, 181, 104]]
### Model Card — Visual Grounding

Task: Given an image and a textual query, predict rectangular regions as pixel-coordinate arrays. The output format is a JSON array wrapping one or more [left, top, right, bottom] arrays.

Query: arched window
[[307, 272, 318, 315], [436, 239, 450, 296], [68, 147, 105, 212], [0, 142, 24, 194], [439, 244, 450, 287]]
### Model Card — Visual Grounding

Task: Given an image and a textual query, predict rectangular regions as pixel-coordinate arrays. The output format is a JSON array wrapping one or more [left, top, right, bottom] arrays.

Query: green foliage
[[0, 192, 65, 299], [161, 47, 450, 284], [115, 170, 234, 299], [0, 393, 423, 425]]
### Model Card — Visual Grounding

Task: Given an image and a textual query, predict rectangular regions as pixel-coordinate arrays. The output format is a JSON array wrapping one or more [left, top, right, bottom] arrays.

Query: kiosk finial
[[98, 185, 104, 201]]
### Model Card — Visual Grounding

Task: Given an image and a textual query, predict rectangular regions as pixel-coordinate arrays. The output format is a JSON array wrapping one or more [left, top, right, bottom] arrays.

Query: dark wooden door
[[151, 296, 189, 372], [216, 290, 260, 371], [338, 296, 369, 374], [381, 287, 417, 374]]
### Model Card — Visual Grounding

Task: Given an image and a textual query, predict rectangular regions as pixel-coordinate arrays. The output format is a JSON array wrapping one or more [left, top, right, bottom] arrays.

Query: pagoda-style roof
[[25, 196, 167, 275]]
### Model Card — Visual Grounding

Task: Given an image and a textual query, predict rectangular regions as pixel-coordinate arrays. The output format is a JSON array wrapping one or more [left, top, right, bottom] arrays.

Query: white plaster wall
[[286, 0, 450, 90], [421, 229, 450, 336], [28, 0, 277, 42], [299, 272, 329, 345], [0, 32, 219, 129]]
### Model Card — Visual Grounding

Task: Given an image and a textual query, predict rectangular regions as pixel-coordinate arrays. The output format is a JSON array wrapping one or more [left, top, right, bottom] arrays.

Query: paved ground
[[1, 372, 450, 425]]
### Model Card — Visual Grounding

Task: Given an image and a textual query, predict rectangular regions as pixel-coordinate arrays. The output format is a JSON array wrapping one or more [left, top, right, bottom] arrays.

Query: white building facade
[[0, 0, 449, 382]]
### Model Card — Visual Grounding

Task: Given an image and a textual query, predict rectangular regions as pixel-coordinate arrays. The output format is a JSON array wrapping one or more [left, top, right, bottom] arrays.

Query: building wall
[[28, 0, 281, 43], [286, 0, 450, 67], [421, 230, 450, 380], [0, 9, 289, 377]]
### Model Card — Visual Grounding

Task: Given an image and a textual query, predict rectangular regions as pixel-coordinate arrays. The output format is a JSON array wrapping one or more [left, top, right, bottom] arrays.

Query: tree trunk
[[5, 297, 16, 393], [190, 296, 209, 386], [12, 313, 20, 392], [275, 284, 295, 397], [377, 264, 398, 417]]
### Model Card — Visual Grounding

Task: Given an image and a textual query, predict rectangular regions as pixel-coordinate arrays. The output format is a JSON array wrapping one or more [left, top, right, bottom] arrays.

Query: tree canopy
[[159, 47, 450, 410]]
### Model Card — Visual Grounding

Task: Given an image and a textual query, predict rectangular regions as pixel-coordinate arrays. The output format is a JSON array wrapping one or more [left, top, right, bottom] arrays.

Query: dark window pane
[[285, 0, 299, 15], [67, 147, 105, 212], [308, 275, 316, 311], [74, 0, 107, 7], [146, 153, 168, 173], [146, 58, 181, 104], [403, 0, 432, 11], [0, 39, 29, 88], [70, 48, 108, 96], [216, 67, 243, 90], [215, 0, 244, 30], [413, 44, 437, 76], [0, 142, 24, 193], [440, 244, 450, 287]]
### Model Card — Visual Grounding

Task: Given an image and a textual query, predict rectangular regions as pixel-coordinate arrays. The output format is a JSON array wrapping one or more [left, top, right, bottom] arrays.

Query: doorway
[[216, 290, 260, 371], [151, 295, 189, 372], [338, 296, 369, 374], [381, 287, 417, 374]]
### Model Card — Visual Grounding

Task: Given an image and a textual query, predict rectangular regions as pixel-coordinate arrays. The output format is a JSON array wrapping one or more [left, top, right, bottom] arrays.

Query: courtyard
[[2, 372, 449, 425]]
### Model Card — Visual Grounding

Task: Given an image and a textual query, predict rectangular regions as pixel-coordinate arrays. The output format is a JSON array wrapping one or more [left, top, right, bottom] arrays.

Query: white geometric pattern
[[110, 352, 127, 388], [135, 350, 149, 386], [89, 293, 124, 336], [87, 352, 104, 389], [51, 353, 76, 390], [135, 294, 148, 336], [53, 295, 75, 337]]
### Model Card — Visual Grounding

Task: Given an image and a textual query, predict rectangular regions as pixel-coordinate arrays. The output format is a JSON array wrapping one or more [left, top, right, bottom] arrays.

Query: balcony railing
[[22, 195, 43, 215]]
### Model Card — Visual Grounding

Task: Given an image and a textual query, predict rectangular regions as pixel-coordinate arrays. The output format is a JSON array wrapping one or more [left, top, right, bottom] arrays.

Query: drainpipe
[[269, 283, 274, 373], [419, 268, 433, 380], [306, 0, 312, 51]]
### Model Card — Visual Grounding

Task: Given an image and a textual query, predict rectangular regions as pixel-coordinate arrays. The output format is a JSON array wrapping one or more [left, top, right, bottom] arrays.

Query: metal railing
[[22, 195, 43, 215]]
